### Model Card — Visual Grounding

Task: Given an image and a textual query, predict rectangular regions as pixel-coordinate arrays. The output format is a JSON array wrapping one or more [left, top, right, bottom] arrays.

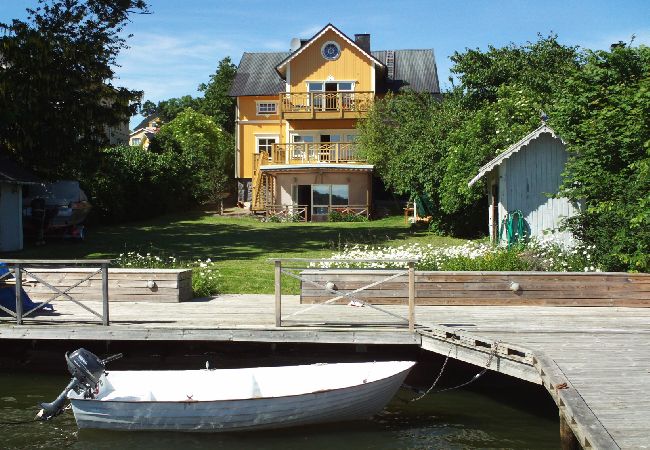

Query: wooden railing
[[330, 205, 369, 218], [268, 142, 365, 165], [264, 205, 308, 222], [0, 259, 111, 325], [271, 258, 419, 331], [280, 91, 373, 117]]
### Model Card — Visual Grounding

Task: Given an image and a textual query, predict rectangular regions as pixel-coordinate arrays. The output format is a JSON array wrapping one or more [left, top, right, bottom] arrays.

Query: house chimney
[[354, 34, 371, 53]]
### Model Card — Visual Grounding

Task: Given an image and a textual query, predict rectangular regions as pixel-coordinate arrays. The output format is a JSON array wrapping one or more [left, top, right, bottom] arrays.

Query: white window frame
[[290, 130, 358, 142], [304, 80, 356, 92], [255, 101, 278, 116], [311, 184, 350, 217], [254, 134, 280, 155]]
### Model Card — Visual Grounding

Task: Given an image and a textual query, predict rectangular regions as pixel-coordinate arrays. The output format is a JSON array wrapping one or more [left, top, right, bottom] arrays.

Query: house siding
[[288, 29, 373, 92]]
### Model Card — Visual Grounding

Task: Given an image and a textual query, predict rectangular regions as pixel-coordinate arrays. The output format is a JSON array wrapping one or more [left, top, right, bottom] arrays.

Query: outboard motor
[[38, 348, 122, 420]]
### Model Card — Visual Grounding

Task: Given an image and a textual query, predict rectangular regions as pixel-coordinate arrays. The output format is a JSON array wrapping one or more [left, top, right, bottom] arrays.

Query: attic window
[[256, 102, 278, 115]]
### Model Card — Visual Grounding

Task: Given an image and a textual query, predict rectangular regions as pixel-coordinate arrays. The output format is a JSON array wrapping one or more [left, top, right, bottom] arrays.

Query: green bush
[[83, 146, 195, 223]]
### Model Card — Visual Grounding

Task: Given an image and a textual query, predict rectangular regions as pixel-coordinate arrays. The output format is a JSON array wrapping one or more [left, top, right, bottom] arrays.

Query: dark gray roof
[[373, 50, 440, 94], [133, 112, 159, 132], [229, 49, 439, 96], [229, 52, 289, 97], [0, 156, 41, 184]]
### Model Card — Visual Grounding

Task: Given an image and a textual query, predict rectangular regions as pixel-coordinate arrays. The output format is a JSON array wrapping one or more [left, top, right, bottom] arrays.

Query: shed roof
[[229, 49, 439, 96], [0, 156, 42, 185], [468, 124, 563, 187]]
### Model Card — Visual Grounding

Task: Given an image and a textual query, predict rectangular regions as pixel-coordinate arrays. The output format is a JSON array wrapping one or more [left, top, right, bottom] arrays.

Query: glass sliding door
[[311, 184, 350, 220], [331, 185, 349, 206], [312, 184, 331, 218]]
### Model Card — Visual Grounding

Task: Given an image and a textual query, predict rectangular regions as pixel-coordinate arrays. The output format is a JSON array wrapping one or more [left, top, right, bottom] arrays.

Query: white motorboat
[[39, 349, 415, 432]]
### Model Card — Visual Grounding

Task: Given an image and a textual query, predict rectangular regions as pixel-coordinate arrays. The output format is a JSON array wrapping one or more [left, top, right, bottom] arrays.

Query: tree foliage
[[360, 35, 578, 235], [0, 0, 149, 178], [551, 45, 650, 271], [198, 56, 237, 133], [85, 145, 195, 223], [149, 108, 234, 203], [360, 35, 649, 271]]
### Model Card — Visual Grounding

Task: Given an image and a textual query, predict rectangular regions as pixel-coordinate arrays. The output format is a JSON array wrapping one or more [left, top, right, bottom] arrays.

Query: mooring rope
[[409, 341, 501, 401]]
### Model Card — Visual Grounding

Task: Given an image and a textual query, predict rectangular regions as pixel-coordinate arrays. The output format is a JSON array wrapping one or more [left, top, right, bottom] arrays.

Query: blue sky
[[2, 0, 649, 129]]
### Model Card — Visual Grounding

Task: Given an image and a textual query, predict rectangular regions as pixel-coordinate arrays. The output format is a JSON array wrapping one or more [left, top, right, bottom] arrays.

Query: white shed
[[468, 124, 579, 243], [0, 158, 41, 252]]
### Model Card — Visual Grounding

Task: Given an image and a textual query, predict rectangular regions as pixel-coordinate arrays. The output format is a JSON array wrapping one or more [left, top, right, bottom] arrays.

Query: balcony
[[266, 142, 366, 165], [279, 92, 373, 119]]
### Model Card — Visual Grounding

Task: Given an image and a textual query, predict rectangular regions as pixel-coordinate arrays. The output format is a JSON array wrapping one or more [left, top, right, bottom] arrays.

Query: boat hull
[[70, 364, 412, 432]]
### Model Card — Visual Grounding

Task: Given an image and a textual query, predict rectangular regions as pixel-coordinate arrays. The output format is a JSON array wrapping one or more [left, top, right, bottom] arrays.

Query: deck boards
[[1, 296, 649, 449]]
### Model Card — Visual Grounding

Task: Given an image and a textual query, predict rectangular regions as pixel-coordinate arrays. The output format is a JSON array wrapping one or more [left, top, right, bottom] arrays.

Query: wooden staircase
[[251, 153, 274, 212]]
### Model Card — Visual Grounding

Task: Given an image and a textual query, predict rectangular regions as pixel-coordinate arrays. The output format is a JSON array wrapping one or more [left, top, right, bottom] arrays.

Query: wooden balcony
[[264, 142, 366, 166], [279, 92, 373, 119]]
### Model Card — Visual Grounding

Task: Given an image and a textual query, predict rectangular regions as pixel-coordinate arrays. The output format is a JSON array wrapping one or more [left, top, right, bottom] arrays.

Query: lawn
[[5, 211, 464, 294]]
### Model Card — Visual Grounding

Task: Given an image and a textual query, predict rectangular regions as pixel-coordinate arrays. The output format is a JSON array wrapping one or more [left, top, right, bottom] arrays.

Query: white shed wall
[[0, 182, 24, 251], [496, 133, 578, 242]]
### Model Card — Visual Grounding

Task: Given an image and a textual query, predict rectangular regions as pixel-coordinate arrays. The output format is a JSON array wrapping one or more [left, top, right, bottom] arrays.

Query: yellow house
[[230, 24, 439, 221], [129, 114, 162, 149]]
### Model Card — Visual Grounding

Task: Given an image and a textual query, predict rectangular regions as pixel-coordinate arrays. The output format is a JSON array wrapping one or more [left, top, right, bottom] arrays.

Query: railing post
[[310, 92, 315, 118], [408, 261, 415, 332], [101, 262, 109, 326], [274, 260, 282, 327], [14, 263, 22, 325], [335, 143, 339, 163]]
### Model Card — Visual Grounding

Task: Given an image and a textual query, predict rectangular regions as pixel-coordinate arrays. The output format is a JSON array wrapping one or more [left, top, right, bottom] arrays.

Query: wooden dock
[[1, 295, 649, 449]]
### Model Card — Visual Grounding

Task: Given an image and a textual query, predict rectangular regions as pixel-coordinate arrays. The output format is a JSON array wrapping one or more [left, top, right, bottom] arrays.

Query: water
[[0, 371, 559, 449]]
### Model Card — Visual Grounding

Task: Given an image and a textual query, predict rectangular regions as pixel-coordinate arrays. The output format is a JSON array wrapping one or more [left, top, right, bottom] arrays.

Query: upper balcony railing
[[279, 92, 374, 119], [264, 142, 366, 165]]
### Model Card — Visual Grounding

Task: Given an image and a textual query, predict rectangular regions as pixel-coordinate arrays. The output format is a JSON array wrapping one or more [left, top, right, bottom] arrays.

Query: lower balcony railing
[[267, 142, 365, 165]]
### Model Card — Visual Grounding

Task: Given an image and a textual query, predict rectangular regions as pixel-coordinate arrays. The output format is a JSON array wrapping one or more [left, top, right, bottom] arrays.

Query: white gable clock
[[321, 41, 341, 61]]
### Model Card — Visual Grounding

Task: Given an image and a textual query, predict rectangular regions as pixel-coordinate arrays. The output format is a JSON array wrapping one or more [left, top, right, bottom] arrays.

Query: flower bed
[[115, 252, 219, 298], [314, 235, 601, 273]]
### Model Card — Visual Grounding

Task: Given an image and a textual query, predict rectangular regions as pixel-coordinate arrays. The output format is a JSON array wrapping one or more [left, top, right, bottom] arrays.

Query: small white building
[[468, 124, 579, 243], [0, 158, 41, 252]]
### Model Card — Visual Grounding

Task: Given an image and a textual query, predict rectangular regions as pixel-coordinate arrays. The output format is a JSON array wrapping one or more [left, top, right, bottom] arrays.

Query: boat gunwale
[[69, 361, 416, 405]]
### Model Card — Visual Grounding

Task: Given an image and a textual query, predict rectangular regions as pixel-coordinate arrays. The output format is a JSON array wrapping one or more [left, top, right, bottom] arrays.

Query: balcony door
[[319, 135, 340, 161], [325, 82, 337, 110]]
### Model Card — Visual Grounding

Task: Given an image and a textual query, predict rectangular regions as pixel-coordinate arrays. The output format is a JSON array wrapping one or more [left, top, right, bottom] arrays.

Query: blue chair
[[0, 262, 54, 316]]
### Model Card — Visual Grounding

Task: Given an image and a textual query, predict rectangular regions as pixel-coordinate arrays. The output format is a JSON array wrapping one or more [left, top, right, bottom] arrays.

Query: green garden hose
[[499, 210, 527, 247]]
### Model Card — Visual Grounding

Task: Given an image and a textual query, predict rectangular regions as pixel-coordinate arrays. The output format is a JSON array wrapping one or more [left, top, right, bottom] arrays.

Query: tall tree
[[198, 56, 237, 133], [140, 99, 157, 117], [359, 35, 579, 235], [0, 0, 149, 178], [155, 95, 201, 122], [149, 108, 234, 203], [552, 44, 650, 271]]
